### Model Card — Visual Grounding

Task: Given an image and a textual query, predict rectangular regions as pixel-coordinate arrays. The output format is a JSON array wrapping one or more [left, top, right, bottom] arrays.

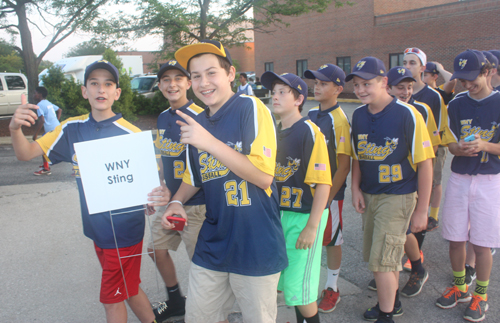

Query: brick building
[[254, 0, 500, 95]]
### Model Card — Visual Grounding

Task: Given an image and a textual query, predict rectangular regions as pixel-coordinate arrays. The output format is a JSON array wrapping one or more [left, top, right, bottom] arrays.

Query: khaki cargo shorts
[[362, 192, 416, 272]]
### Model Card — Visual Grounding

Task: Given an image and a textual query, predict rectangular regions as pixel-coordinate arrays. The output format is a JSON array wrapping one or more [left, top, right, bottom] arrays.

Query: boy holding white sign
[[145, 59, 206, 319], [9, 60, 168, 323]]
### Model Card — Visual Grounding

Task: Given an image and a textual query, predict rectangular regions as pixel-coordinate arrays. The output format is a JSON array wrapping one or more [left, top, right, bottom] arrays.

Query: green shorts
[[277, 209, 328, 306]]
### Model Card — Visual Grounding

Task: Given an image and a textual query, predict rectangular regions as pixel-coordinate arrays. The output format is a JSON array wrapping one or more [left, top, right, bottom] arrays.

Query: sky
[[0, 3, 161, 63]]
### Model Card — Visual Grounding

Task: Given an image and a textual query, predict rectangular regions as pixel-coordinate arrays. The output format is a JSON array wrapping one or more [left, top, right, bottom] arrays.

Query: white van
[[0, 73, 28, 116]]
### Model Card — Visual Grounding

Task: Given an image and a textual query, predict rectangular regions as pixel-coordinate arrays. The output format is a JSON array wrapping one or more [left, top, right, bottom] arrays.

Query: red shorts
[[323, 200, 344, 246], [94, 241, 143, 304]]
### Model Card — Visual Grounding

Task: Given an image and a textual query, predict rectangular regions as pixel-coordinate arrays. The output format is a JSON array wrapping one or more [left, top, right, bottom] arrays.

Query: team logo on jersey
[[71, 153, 80, 177], [356, 61, 366, 70], [157, 137, 185, 157], [357, 136, 399, 161], [460, 121, 499, 142], [275, 157, 301, 182], [319, 65, 328, 70], [459, 59, 467, 69], [199, 151, 230, 182], [227, 141, 242, 153], [169, 60, 177, 66], [398, 68, 406, 75]]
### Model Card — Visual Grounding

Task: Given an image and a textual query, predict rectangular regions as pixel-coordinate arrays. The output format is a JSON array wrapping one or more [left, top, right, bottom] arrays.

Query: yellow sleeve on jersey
[[415, 101, 441, 147], [332, 108, 353, 158], [246, 98, 277, 176], [304, 120, 332, 187], [407, 105, 435, 166], [36, 114, 89, 155], [115, 118, 141, 133], [441, 122, 457, 146], [438, 95, 448, 132], [182, 144, 198, 187], [154, 129, 161, 149], [187, 103, 205, 114]]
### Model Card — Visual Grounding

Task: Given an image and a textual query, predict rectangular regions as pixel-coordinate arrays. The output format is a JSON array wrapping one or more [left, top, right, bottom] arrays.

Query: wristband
[[167, 200, 183, 208]]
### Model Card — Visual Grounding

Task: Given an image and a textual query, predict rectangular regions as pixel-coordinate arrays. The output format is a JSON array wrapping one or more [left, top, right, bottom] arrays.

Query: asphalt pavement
[[1, 100, 499, 322]]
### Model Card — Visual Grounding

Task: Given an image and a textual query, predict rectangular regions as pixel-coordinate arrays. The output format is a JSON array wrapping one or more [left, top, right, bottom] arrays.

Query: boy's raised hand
[[176, 110, 216, 151], [9, 94, 39, 131]]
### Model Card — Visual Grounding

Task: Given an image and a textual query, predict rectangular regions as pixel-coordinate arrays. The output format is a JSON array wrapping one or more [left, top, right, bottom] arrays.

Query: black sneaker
[[427, 217, 439, 231], [363, 302, 403, 321], [401, 269, 429, 297], [153, 298, 186, 322], [368, 278, 377, 291]]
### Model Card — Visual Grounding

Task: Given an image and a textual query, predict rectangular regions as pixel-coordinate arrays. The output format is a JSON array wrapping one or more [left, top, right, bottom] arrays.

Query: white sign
[[74, 131, 160, 214]]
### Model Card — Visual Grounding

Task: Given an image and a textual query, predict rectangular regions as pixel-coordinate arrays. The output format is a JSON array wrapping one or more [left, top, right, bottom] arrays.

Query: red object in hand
[[166, 216, 186, 231]]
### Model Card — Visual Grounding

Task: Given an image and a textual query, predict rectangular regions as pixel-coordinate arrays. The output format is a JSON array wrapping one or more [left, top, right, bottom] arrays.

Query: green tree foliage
[[38, 60, 54, 74], [65, 40, 108, 57], [0, 39, 23, 72], [93, 0, 350, 61], [0, 0, 120, 103]]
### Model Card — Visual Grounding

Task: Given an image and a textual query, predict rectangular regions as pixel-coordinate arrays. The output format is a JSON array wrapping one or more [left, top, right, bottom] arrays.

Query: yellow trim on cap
[[175, 43, 228, 69]]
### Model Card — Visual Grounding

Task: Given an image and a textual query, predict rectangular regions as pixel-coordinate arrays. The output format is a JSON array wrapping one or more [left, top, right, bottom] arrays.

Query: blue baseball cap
[[84, 60, 120, 87], [175, 39, 232, 69], [451, 50, 487, 81], [157, 59, 190, 79], [425, 62, 439, 74], [261, 72, 308, 99], [482, 51, 498, 69], [345, 57, 387, 82], [489, 50, 500, 67], [304, 64, 345, 86], [387, 66, 416, 86]]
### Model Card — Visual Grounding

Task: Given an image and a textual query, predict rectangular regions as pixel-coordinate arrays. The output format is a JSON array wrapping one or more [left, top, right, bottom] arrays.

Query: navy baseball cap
[[387, 66, 416, 86], [304, 64, 345, 86], [451, 50, 487, 81], [261, 72, 308, 98], [175, 39, 232, 69], [425, 62, 439, 74], [157, 60, 190, 79], [84, 60, 120, 87], [345, 57, 387, 82], [489, 50, 500, 67], [482, 51, 498, 69]]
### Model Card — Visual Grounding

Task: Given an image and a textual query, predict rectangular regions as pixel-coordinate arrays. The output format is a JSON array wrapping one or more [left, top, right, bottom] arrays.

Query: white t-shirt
[[37, 99, 60, 132], [238, 83, 254, 96]]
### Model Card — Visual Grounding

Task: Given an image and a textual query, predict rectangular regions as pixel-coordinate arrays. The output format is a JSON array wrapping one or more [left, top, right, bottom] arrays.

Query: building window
[[337, 56, 351, 74], [265, 62, 274, 72], [389, 53, 404, 68], [296, 59, 308, 78]]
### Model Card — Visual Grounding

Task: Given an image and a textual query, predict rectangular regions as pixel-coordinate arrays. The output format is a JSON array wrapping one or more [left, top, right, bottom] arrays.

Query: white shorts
[[441, 172, 500, 248], [185, 263, 280, 323], [323, 200, 344, 246]]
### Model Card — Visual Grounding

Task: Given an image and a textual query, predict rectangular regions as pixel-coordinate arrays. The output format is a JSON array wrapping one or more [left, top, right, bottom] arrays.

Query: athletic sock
[[474, 279, 489, 298], [410, 258, 425, 275], [295, 306, 305, 323], [430, 207, 439, 221], [453, 269, 467, 292], [166, 284, 182, 302], [378, 309, 393, 320], [304, 311, 320, 323], [414, 230, 426, 249], [394, 289, 401, 307], [43, 160, 50, 170], [325, 268, 340, 291]]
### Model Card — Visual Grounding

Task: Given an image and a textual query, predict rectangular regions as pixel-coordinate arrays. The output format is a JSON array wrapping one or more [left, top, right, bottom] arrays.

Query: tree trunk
[[17, 3, 38, 104]]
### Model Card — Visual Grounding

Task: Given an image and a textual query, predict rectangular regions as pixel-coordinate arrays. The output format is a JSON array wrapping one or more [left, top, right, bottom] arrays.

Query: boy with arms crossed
[[437, 49, 500, 322], [9, 60, 166, 323], [261, 71, 331, 323], [238, 72, 254, 96], [304, 64, 351, 313], [348, 57, 434, 323], [162, 40, 287, 323], [146, 60, 206, 320]]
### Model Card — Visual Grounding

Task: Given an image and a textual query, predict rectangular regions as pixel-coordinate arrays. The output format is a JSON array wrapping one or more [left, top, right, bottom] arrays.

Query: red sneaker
[[318, 288, 340, 313], [34, 168, 51, 176]]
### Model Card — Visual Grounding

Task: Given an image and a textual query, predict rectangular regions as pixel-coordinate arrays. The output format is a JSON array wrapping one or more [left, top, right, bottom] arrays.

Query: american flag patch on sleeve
[[340, 136, 345, 143], [423, 140, 431, 148], [433, 130, 439, 136], [314, 163, 326, 171], [263, 146, 272, 158]]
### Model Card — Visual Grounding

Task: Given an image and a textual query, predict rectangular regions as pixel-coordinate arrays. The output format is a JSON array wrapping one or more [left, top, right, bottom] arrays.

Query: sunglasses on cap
[[404, 48, 422, 54]]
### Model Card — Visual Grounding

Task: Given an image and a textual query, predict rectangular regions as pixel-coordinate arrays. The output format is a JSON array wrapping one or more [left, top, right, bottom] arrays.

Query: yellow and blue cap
[[451, 49, 487, 81], [157, 60, 190, 79], [174, 39, 232, 69], [482, 51, 498, 69], [387, 66, 416, 86]]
